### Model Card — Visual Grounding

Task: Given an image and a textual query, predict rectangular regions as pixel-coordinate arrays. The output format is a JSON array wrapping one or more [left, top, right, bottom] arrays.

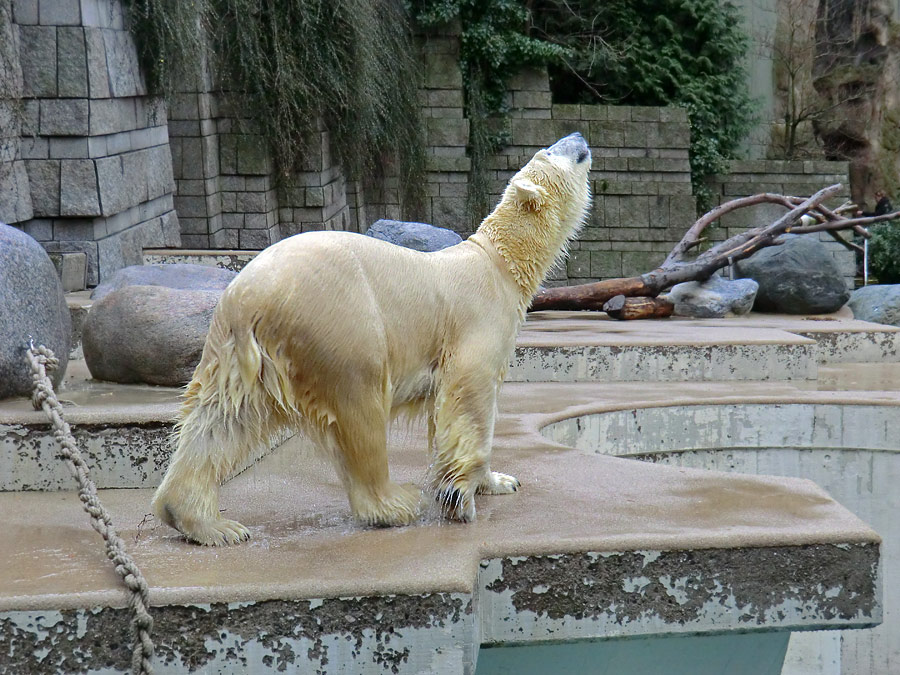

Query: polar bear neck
[[476, 208, 577, 300]]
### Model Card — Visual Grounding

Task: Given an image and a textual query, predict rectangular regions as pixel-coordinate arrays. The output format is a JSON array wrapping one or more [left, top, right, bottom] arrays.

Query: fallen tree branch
[[531, 184, 900, 313]]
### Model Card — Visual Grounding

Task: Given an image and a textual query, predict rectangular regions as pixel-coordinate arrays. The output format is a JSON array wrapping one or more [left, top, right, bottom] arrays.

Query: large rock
[[848, 284, 900, 326], [365, 219, 462, 252], [0, 223, 72, 399], [666, 276, 759, 318], [91, 263, 237, 301], [734, 235, 850, 314], [83, 285, 220, 386]]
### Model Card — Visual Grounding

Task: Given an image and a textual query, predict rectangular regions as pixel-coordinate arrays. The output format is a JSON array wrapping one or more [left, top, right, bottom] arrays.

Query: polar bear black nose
[[547, 133, 590, 164]]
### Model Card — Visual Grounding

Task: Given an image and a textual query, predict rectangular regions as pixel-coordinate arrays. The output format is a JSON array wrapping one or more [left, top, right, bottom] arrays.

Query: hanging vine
[[410, 0, 564, 225], [126, 0, 425, 213]]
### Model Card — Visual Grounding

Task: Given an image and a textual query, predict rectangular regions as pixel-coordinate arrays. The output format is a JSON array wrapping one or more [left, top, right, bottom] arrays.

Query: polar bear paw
[[184, 517, 251, 547], [352, 482, 421, 527], [477, 471, 521, 495], [436, 484, 477, 523]]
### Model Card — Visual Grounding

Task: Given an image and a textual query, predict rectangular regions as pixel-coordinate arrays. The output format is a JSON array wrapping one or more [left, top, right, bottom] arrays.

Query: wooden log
[[603, 295, 674, 320], [530, 276, 654, 311]]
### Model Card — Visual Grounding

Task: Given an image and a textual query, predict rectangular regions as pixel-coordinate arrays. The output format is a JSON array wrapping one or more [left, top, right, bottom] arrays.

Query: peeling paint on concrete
[[0, 593, 475, 674], [0, 421, 173, 491], [479, 544, 880, 645], [507, 343, 816, 383], [799, 329, 900, 364]]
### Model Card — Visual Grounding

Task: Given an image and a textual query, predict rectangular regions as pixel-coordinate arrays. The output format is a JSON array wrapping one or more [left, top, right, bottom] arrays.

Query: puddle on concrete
[[57, 359, 182, 406], [816, 363, 900, 391]]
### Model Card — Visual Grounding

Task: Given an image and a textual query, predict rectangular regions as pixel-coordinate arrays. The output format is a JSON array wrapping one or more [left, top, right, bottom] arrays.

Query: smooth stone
[[848, 284, 900, 327], [734, 235, 850, 314], [0, 223, 71, 399], [83, 285, 220, 386], [91, 263, 236, 301], [365, 219, 462, 252], [667, 276, 759, 318]]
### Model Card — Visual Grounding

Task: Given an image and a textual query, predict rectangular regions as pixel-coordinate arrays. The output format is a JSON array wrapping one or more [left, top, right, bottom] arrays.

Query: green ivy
[[410, 0, 565, 224], [126, 0, 425, 213], [869, 218, 900, 284], [532, 0, 756, 209]]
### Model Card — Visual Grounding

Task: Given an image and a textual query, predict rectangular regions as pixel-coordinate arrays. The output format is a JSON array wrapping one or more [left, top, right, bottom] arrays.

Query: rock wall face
[[0, 0, 180, 285], [812, 0, 900, 206]]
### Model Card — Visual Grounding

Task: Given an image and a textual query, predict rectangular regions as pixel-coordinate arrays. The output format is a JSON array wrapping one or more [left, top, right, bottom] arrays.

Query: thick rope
[[26, 343, 154, 675]]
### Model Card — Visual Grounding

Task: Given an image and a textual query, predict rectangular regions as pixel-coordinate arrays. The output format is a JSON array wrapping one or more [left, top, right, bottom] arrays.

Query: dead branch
[[531, 183, 900, 314]]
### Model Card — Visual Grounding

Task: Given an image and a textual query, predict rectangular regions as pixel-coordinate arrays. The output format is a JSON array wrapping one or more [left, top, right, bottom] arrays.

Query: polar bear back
[[214, 230, 522, 401]]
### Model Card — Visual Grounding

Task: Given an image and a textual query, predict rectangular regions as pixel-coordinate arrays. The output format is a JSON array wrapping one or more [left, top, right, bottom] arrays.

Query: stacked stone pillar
[[168, 83, 350, 247], [5, 0, 180, 285], [0, 2, 33, 226]]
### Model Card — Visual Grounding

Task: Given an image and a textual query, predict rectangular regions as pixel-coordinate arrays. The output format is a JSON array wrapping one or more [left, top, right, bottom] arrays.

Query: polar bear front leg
[[330, 395, 421, 527], [431, 368, 518, 521]]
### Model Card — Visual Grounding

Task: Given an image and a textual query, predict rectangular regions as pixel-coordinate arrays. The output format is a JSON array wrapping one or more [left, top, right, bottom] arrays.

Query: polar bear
[[152, 132, 591, 545]]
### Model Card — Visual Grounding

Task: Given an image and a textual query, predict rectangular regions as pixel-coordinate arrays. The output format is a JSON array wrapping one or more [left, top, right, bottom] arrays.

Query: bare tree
[[756, 0, 862, 160]]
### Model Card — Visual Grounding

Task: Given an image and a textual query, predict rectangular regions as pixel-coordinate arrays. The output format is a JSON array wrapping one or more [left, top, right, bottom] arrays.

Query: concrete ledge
[[541, 402, 900, 456], [512, 312, 819, 382], [698, 314, 900, 364], [2, 593, 476, 674], [508, 342, 816, 382], [0, 359, 179, 490], [142, 248, 259, 272]]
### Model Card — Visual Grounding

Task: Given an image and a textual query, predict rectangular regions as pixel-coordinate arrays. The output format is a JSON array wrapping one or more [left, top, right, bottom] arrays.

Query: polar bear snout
[[547, 132, 590, 164]]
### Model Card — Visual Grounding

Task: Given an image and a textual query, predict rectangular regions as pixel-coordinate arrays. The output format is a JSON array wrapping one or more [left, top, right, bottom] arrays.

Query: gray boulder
[[667, 276, 759, 318], [83, 285, 220, 386], [734, 235, 850, 314], [848, 284, 900, 326], [91, 263, 237, 301], [0, 223, 72, 399], [365, 219, 462, 252]]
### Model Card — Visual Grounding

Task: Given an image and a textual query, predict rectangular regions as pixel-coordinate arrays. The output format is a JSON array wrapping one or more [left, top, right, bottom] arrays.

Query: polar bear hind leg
[[152, 399, 271, 545], [152, 315, 290, 545], [328, 387, 421, 527]]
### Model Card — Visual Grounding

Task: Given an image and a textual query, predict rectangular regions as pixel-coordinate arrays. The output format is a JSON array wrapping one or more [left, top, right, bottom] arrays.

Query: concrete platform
[[2, 311, 897, 673], [512, 312, 818, 382], [0, 407, 882, 673]]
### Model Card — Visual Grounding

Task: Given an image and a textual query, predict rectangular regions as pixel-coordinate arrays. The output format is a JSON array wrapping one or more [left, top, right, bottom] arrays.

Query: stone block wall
[[3, 8, 856, 290], [406, 61, 698, 285], [707, 160, 855, 288], [2, 0, 180, 285], [418, 32, 471, 229], [0, 3, 33, 226]]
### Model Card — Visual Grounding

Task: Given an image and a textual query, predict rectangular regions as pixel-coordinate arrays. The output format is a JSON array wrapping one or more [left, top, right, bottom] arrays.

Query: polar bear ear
[[512, 178, 548, 210]]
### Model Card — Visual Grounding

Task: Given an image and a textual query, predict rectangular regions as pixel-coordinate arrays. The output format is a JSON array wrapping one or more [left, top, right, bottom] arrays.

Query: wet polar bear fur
[[152, 133, 591, 545]]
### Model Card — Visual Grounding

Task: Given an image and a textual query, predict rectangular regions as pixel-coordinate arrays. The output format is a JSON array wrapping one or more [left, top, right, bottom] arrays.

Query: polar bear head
[[478, 132, 592, 295]]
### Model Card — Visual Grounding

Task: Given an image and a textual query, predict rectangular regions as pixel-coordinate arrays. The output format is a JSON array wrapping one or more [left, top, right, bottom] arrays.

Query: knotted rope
[[26, 343, 154, 675]]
